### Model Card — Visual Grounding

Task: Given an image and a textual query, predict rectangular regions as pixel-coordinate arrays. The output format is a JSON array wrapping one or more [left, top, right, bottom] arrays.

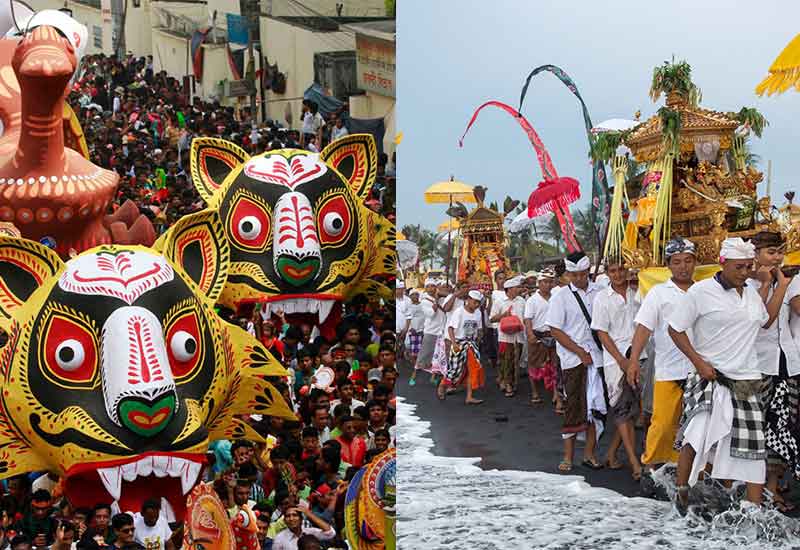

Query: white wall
[[259, 16, 354, 127], [32, 0, 151, 56], [124, 0, 152, 56]]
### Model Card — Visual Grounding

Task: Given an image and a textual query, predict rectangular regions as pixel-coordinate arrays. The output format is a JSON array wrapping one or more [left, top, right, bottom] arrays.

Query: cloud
[[397, 0, 800, 231]]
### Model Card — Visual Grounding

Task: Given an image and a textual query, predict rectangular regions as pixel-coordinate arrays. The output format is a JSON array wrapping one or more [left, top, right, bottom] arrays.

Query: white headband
[[424, 278, 437, 286], [720, 237, 755, 261], [504, 276, 522, 289], [467, 290, 483, 301], [564, 256, 591, 272]]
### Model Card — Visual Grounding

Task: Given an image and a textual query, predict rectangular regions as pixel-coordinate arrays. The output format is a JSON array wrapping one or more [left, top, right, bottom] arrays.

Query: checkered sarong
[[676, 372, 766, 460], [407, 330, 423, 355], [446, 340, 480, 386], [764, 376, 800, 479]]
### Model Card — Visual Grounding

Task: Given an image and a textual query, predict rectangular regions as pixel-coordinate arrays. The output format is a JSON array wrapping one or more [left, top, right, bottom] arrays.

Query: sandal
[[465, 398, 484, 405], [558, 460, 572, 473], [632, 467, 642, 481], [554, 405, 565, 415], [581, 458, 604, 470], [505, 390, 515, 398], [531, 396, 544, 405], [604, 460, 623, 470]]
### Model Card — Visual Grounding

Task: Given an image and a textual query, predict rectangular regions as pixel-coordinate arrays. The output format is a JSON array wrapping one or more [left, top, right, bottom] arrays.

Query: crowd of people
[[0, 54, 398, 550], [70, 53, 396, 229], [398, 232, 800, 514]]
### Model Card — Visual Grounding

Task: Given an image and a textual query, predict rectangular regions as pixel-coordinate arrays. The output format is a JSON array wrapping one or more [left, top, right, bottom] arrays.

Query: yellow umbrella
[[424, 176, 477, 204], [757, 33, 800, 96], [424, 176, 476, 283], [437, 219, 461, 232]]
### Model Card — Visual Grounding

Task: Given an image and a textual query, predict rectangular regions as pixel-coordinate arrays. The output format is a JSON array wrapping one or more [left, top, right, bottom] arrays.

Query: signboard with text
[[355, 34, 395, 98]]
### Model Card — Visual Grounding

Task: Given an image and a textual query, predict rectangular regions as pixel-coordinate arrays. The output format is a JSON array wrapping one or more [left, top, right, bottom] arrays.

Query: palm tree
[[574, 205, 599, 255], [535, 214, 564, 253]]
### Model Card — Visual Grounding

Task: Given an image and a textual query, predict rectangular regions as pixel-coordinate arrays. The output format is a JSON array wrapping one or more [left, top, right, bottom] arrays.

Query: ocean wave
[[396, 398, 800, 549]]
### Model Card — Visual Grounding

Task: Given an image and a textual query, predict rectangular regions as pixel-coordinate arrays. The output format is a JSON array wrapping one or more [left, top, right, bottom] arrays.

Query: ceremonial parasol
[[424, 177, 477, 204], [757, 34, 800, 96], [437, 219, 461, 232], [424, 177, 477, 283]]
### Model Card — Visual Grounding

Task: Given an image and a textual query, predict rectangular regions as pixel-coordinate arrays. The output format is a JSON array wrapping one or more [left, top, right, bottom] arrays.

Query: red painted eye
[[43, 315, 98, 385], [165, 311, 203, 380], [317, 195, 352, 246], [229, 195, 270, 251]]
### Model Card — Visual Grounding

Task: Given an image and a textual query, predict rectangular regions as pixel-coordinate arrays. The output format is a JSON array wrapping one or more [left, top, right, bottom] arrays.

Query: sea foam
[[397, 398, 800, 549]]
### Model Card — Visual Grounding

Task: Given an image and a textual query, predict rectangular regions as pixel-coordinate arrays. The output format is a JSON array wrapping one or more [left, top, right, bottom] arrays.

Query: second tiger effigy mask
[[187, 135, 395, 328], [0, 211, 294, 519]]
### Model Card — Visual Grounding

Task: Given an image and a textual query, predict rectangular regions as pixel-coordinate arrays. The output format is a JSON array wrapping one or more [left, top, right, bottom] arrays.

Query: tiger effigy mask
[[0, 211, 294, 518], [187, 134, 395, 327]]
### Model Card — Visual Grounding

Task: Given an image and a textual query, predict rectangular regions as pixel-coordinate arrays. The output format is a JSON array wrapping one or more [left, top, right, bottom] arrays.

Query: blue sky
[[397, 0, 800, 231]]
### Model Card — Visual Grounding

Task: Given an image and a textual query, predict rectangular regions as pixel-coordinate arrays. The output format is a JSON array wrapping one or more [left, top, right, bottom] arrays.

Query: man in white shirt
[[668, 237, 788, 511], [491, 276, 527, 397], [524, 267, 560, 408], [748, 231, 800, 508], [331, 116, 349, 141], [131, 499, 175, 550], [271, 504, 335, 550], [626, 237, 696, 486], [406, 289, 425, 368], [484, 270, 508, 373], [546, 252, 606, 472], [395, 281, 412, 346], [591, 260, 642, 480], [412, 279, 445, 385], [439, 290, 485, 404]]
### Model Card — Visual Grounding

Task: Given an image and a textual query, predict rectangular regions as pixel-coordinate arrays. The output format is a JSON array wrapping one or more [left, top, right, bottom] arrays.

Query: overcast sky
[[396, 0, 800, 231]]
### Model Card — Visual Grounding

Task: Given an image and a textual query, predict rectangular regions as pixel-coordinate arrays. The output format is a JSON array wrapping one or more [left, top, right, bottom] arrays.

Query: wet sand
[[399, 362, 644, 497]]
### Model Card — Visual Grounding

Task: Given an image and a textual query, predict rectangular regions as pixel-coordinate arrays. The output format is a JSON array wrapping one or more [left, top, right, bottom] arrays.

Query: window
[[93, 25, 102, 48]]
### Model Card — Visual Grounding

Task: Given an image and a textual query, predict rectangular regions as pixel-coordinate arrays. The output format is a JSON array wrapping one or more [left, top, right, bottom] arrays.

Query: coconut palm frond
[[732, 107, 769, 138], [657, 107, 682, 156], [590, 130, 630, 163], [650, 58, 699, 104]]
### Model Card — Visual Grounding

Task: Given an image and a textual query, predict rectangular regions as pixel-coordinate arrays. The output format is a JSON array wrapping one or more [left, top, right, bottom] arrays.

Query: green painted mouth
[[277, 256, 320, 286], [119, 394, 176, 437]]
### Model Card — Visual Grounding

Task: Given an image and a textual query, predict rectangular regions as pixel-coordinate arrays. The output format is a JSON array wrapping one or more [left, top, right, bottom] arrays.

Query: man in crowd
[[438, 290, 485, 405], [591, 260, 643, 480], [669, 237, 788, 511], [748, 231, 800, 511], [546, 252, 605, 472], [626, 238, 697, 492], [490, 276, 526, 398], [270, 504, 334, 550], [524, 267, 561, 410], [131, 500, 175, 550], [412, 279, 445, 386], [111, 513, 144, 550]]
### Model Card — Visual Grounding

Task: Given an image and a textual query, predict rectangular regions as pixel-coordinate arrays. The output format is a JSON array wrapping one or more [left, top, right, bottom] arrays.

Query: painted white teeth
[[121, 461, 137, 481], [260, 298, 335, 323], [153, 455, 169, 478], [98, 456, 203, 501], [318, 300, 335, 324], [98, 466, 122, 501], [138, 457, 153, 477], [181, 461, 202, 495]]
